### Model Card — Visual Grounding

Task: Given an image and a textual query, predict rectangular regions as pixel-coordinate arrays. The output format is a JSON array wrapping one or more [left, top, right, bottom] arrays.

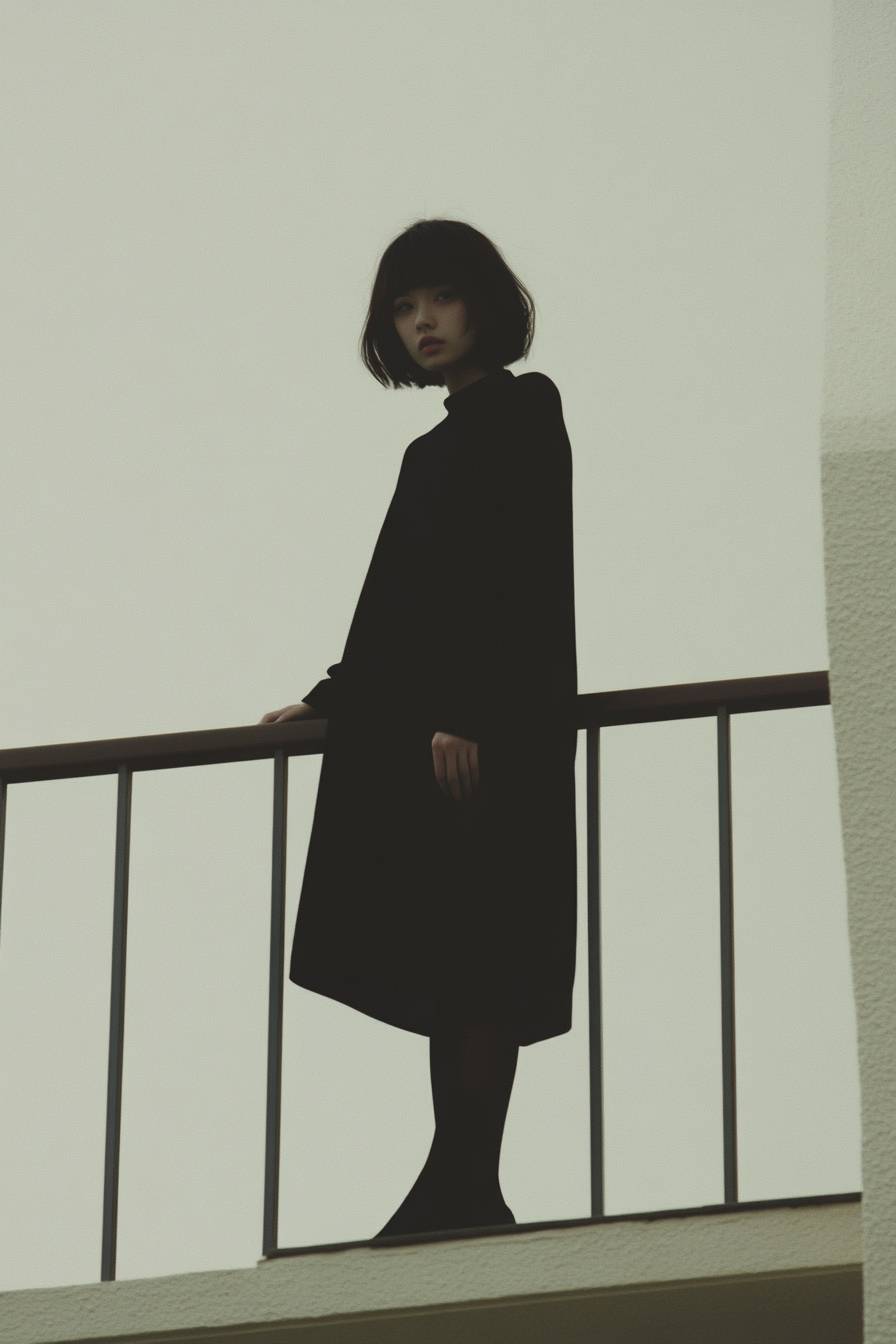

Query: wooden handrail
[[0, 670, 830, 785]]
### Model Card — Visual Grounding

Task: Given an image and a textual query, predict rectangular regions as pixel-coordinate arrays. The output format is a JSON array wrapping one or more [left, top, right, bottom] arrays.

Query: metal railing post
[[263, 748, 288, 1258], [101, 764, 132, 1282], [586, 725, 604, 1218], [717, 706, 738, 1204]]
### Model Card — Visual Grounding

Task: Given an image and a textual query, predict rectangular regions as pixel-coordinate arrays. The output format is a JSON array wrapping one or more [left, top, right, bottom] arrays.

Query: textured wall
[[819, 2, 896, 1341]]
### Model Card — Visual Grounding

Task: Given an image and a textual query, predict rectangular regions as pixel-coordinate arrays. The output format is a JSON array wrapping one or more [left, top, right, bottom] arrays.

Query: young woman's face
[[392, 283, 479, 374]]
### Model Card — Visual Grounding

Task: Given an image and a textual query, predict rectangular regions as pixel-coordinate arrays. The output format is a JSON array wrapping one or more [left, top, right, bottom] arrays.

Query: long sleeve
[[301, 661, 344, 718], [296, 444, 424, 724], [430, 373, 576, 745]]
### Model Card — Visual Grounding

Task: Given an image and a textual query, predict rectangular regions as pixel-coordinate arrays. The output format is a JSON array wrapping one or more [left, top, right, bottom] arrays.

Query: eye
[[393, 289, 456, 315]]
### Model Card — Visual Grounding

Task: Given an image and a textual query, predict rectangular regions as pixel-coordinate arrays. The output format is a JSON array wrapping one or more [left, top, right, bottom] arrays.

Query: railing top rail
[[580, 668, 829, 727], [0, 669, 829, 785]]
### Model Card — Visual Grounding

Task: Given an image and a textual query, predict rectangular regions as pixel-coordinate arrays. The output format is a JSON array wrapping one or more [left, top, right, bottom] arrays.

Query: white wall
[[0, 0, 856, 1291]]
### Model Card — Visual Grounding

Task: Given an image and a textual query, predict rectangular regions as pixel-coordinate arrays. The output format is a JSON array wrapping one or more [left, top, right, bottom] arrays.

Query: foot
[[372, 1176, 516, 1240], [437, 1191, 516, 1235]]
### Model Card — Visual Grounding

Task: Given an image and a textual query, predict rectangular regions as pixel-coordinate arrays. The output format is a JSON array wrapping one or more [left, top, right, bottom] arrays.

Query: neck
[[442, 364, 492, 396]]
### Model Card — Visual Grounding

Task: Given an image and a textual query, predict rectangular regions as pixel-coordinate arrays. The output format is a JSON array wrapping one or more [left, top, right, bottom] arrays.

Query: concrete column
[[819, 3, 896, 1340]]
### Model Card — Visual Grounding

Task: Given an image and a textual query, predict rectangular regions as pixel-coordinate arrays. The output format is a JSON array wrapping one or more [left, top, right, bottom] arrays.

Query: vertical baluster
[[717, 706, 738, 1204], [101, 765, 132, 1281], [263, 748, 288, 1258], [0, 777, 7, 951], [586, 725, 604, 1218]]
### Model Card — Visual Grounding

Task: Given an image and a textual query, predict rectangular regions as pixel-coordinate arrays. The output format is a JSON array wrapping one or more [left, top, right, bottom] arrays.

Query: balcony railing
[[0, 668, 856, 1283]]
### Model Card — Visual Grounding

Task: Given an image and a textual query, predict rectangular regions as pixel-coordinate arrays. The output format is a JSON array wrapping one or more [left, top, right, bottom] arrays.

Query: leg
[[372, 1016, 519, 1239]]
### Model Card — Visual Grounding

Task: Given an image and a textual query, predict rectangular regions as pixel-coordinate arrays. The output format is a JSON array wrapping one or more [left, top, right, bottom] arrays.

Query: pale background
[[0, 0, 858, 1291]]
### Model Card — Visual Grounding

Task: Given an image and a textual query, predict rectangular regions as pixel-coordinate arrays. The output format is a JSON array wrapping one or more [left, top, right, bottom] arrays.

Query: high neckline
[[442, 367, 515, 415]]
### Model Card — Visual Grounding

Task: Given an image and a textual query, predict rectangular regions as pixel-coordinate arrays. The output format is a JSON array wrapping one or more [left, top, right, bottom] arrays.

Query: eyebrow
[[393, 283, 451, 300]]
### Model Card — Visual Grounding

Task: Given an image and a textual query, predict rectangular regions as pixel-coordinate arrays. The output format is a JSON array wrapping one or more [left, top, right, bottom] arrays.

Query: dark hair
[[360, 218, 536, 390]]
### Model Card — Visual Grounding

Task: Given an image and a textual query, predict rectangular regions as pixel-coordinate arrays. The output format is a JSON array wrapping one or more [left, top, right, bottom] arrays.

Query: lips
[[419, 338, 443, 351]]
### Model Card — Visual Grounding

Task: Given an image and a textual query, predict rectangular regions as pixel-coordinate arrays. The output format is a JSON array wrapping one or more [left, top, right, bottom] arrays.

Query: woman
[[259, 218, 578, 1240]]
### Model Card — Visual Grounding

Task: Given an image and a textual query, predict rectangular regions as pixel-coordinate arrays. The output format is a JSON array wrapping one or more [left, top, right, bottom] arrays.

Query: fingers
[[457, 744, 477, 802], [432, 738, 445, 794], [432, 736, 480, 804]]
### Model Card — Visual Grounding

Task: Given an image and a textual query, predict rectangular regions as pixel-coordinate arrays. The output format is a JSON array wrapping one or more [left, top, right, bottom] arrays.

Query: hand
[[432, 731, 480, 804], [257, 702, 316, 724]]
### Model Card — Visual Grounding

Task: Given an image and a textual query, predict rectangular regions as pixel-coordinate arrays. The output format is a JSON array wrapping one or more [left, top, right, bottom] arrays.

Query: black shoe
[[371, 1192, 515, 1242]]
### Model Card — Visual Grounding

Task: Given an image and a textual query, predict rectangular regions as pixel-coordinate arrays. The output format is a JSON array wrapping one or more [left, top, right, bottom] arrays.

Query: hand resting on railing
[[257, 702, 318, 725]]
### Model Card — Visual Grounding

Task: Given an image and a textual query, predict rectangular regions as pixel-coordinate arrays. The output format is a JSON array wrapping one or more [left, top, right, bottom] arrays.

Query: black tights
[[372, 1017, 520, 1238]]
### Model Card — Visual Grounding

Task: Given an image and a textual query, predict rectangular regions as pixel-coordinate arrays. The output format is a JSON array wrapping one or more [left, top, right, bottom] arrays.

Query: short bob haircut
[[360, 218, 536, 390]]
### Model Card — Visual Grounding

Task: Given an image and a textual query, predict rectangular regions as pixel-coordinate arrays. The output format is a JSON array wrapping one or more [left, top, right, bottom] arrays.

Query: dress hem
[[288, 964, 572, 1047]]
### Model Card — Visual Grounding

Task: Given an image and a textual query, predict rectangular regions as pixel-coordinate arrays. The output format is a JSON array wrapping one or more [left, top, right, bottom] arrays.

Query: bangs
[[380, 234, 472, 307]]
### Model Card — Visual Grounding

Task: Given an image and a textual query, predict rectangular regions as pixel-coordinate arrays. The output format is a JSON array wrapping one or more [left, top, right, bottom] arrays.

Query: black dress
[[288, 367, 578, 1046]]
